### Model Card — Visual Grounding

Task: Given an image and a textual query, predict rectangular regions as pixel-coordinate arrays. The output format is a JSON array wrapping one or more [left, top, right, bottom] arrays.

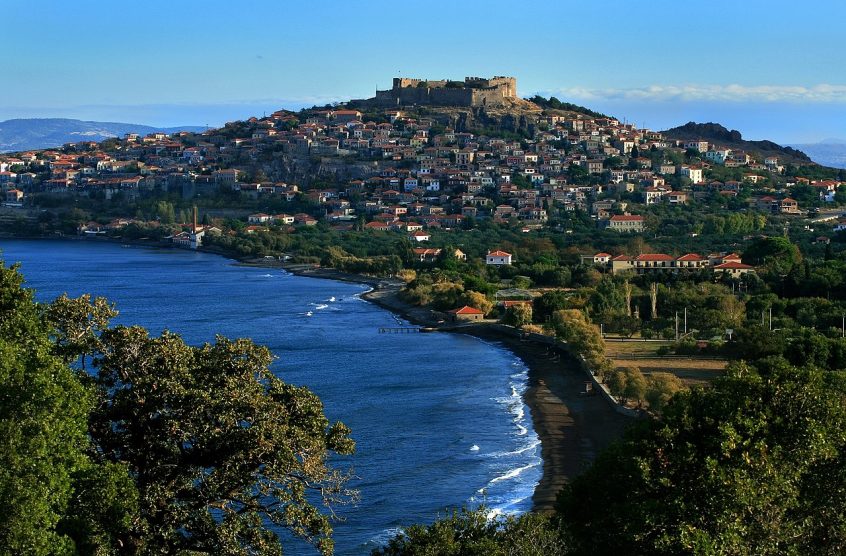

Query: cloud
[[539, 84, 846, 104]]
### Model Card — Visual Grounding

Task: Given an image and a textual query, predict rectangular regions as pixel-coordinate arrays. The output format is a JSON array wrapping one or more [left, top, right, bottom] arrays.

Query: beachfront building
[[447, 305, 485, 322]]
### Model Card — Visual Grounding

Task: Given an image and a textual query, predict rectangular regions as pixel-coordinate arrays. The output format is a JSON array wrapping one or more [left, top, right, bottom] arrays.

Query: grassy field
[[604, 340, 727, 386]]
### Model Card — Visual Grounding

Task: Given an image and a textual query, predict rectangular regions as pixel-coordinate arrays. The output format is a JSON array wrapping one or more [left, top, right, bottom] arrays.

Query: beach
[[283, 264, 632, 512]]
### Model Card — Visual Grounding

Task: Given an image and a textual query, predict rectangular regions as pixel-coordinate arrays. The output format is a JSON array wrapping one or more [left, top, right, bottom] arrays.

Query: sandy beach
[[280, 265, 632, 512]]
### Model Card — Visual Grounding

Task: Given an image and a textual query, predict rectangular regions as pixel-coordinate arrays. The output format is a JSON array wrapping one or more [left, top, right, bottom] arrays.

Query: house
[[666, 191, 687, 205], [447, 305, 485, 322], [581, 252, 612, 265], [713, 262, 755, 278], [607, 214, 645, 233], [412, 248, 442, 262], [680, 165, 704, 184], [248, 213, 272, 224], [486, 250, 513, 265], [779, 198, 800, 214], [409, 230, 430, 242], [5, 189, 24, 203]]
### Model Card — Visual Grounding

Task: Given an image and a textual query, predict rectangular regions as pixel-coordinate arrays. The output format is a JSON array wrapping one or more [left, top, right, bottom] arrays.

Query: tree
[[0, 262, 136, 554], [503, 303, 533, 327], [559, 359, 846, 555], [373, 507, 568, 556], [88, 327, 356, 555], [743, 236, 802, 276], [156, 201, 176, 224], [45, 293, 117, 370], [644, 372, 684, 413], [462, 290, 493, 315]]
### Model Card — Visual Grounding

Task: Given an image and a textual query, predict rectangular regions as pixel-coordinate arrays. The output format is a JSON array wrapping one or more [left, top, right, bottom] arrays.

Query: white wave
[[259, 273, 273, 278], [314, 304, 329, 310], [328, 296, 336, 302], [470, 445, 480, 452], [369, 527, 404, 547], [516, 424, 527, 436], [304, 311, 313, 317], [491, 438, 541, 458], [480, 461, 540, 491]]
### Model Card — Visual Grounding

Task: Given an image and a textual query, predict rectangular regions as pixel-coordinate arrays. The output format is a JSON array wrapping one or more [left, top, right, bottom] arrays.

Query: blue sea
[[0, 240, 541, 555]]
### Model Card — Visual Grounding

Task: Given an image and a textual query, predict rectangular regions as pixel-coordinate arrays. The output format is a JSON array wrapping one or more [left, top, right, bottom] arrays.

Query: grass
[[604, 339, 727, 386]]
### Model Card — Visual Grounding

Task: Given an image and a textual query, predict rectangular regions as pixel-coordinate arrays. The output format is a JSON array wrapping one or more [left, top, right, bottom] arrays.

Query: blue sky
[[5, 0, 845, 143]]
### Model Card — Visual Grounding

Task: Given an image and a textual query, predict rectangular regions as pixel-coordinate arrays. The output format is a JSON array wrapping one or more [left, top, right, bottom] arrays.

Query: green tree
[[88, 327, 356, 555], [156, 200, 176, 224], [644, 372, 684, 413], [0, 262, 136, 554], [503, 303, 533, 327], [373, 507, 568, 556], [559, 359, 846, 555], [743, 236, 802, 275]]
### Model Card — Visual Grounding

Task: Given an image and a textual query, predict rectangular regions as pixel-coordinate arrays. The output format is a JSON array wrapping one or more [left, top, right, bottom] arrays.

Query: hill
[[0, 118, 206, 153], [662, 121, 812, 164]]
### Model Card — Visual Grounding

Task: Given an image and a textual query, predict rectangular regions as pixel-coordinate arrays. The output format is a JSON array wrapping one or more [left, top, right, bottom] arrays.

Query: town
[[0, 76, 843, 262]]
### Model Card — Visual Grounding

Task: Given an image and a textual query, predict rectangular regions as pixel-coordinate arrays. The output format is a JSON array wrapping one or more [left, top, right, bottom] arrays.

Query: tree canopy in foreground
[[0, 260, 355, 555]]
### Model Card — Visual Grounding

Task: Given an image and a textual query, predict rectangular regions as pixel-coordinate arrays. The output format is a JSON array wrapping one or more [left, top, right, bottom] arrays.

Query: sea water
[[0, 240, 541, 555]]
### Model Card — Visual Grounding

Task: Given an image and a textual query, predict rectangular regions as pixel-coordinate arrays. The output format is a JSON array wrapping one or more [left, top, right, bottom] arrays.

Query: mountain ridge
[[0, 118, 206, 153], [661, 121, 812, 164]]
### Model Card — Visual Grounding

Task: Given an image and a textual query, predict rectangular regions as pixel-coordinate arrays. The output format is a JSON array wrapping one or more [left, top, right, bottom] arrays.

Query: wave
[[368, 527, 404, 548], [314, 304, 329, 310], [328, 296, 336, 302], [477, 461, 540, 493], [470, 444, 480, 452], [259, 273, 273, 278], [490, 438, 541, 458]]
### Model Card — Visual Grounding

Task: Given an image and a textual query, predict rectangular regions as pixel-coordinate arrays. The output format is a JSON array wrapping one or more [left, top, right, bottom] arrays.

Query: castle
[[360, 76, 517, 108]]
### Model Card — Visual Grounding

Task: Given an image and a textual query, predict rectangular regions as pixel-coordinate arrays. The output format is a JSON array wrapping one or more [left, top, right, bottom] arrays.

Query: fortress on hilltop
[[356, 76, 518, 108]]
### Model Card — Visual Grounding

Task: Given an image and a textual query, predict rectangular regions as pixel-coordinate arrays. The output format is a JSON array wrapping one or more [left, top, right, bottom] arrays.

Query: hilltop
[[0, 118, 206, 153], [662, 121, 812, 164]]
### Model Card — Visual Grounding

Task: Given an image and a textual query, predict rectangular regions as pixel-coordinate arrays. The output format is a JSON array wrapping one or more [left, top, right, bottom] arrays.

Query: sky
[[4, 0, 845, 143]]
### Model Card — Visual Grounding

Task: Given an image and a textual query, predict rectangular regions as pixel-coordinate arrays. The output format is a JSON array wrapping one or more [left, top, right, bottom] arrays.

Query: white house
[[680, 165, 704, 184], [486, 250, 513, 266], [409, 230, 430, 242]]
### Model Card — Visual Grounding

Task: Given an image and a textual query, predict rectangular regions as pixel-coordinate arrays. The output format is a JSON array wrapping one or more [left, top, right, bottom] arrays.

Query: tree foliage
[[373, 507, 568, 556], [559, 359, 846, 555]]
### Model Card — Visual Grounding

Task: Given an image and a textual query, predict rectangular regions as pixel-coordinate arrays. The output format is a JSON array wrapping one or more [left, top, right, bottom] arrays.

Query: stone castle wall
[[361, 76, 516, 108]]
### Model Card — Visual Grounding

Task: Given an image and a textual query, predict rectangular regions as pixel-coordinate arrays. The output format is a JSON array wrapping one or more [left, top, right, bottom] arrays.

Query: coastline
[[5, 236, 631, 513], [277, 263, 631, 513]]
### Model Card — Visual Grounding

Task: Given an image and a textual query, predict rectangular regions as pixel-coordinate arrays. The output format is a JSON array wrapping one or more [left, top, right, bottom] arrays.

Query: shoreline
[[3, 236, 631, 513], [276, 264, 631, 513]]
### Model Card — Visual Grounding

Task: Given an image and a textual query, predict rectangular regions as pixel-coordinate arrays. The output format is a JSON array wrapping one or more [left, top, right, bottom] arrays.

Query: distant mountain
[[0, 118, 206, 153], [661, 121, 812, 164], [788, 141, 846, 169]]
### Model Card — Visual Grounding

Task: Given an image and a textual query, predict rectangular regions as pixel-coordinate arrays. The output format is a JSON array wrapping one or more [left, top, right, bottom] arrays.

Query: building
[[360, 76, 518, 108], [680, 165, 704, 184], [447, 305, 485, 322], [486, 250, 513, 265], [588, 251, 753, 276], [607, 214, 645, 233]]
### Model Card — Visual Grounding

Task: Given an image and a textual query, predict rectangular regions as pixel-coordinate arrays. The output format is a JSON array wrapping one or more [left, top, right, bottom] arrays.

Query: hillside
[[0, 118, 206, 153], [662, 121, 812, 164]]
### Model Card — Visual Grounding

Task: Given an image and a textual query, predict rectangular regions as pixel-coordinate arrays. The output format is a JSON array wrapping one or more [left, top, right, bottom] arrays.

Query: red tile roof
[[449, 305, 484, 315]]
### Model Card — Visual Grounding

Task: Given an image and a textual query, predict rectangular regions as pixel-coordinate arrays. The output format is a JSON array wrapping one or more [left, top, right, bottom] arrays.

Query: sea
[[0, 239, 541, 555]]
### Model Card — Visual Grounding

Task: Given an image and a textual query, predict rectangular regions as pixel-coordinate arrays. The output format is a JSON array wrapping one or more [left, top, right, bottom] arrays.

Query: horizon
[[6, 0, 846, 145]]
